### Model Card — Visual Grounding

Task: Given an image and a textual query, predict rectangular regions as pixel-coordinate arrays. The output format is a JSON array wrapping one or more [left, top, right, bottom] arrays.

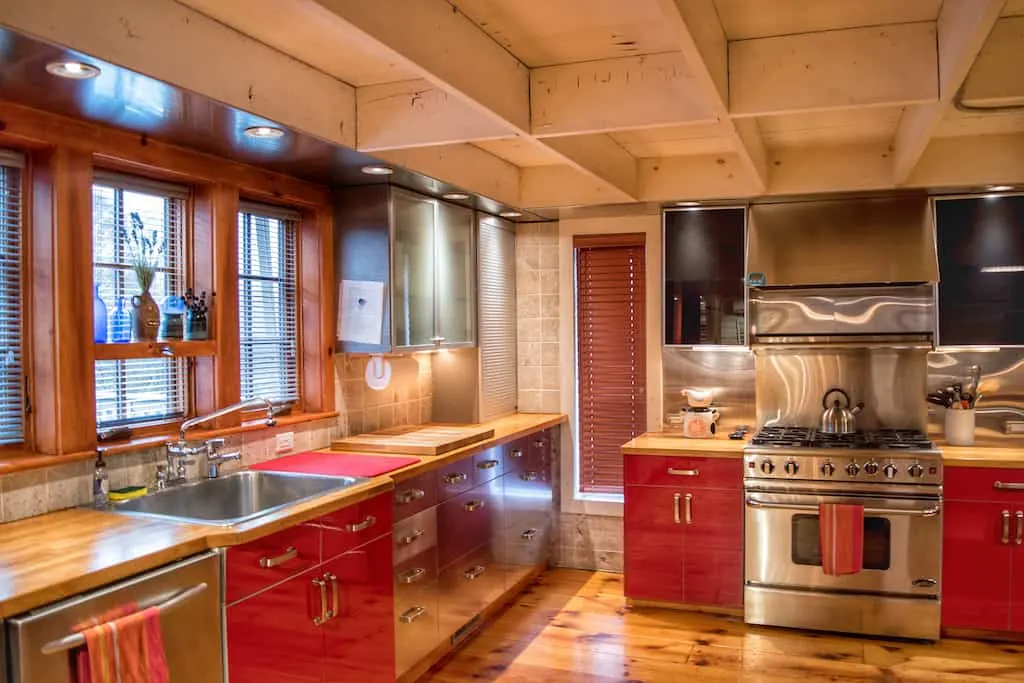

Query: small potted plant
[[123, 211, 165, 342]]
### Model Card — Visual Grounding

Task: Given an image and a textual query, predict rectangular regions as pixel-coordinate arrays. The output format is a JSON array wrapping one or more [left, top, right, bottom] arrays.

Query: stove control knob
[[846, 461, 860, 477], [883, 463, 898, 479], [784, 460, 799, 476], [821, 461, 836, 477], [908, 463, 925, 478], [760, 459, 776, 475], [864, 461, 879, 476]]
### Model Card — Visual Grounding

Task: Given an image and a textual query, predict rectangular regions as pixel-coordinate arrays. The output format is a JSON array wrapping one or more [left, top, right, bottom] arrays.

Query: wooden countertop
[[938, 440, 1024, 469], [622, 432, 748, 457], [0, 413, 566, 618]]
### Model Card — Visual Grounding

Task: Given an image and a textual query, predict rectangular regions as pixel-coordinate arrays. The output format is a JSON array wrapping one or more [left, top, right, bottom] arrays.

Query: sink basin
[[111, 470, 368, 526]]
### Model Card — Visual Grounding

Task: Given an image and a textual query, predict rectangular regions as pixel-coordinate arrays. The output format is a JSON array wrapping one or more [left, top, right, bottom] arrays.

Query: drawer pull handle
[[995, 481, 1024, 491], [326, 572, 339, 620], [510, 449, 523, 459], [464, 565, 486, 580], [1018, 511, 1023, 546], [443, 472, 468, 486], [259, 546, 297, 568], [399, 606, 427, 624], [396, 489, 426, 504], [534, 440, 546, 448], [521, 471, 540, 482], [345, 515, 376, 533], [397, 529, 424, 546], [1002, 510, 1011, 545], [312, 577, 328, 625], [477, 459, 499, 470], [399, 567, 427, 584], [521, 528, 538, 540], [464, 499, 485, 512], [668, 468, 700, 477]]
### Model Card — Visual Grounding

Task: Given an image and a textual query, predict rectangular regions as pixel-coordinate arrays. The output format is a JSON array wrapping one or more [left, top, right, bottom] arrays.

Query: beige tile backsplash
[[516, 223, 560, 413]]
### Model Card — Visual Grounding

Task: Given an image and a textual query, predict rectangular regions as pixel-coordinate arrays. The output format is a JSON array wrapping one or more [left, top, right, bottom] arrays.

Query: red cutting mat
[[251, 451, 420, 478]]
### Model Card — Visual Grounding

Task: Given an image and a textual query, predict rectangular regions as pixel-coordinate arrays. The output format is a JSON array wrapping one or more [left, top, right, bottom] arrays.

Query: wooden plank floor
[[420, 569, 1024, 682]]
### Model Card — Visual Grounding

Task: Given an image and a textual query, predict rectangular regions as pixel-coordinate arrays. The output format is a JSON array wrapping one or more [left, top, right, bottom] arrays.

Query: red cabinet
[[624, 453, 743, 609]]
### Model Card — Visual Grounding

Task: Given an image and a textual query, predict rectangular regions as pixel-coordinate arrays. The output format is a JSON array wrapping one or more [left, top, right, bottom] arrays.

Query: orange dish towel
[[73, 605, 170, 683], [819, 503, 864, 576]]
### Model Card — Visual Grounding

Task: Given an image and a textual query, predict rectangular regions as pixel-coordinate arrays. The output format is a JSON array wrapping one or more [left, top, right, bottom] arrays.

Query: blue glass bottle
[[111, 297, 132, 343], [93, 284, 108, 343]]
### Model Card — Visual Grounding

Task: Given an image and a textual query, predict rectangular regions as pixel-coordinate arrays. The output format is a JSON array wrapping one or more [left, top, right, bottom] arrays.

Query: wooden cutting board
[[329, 424, 495, 456]]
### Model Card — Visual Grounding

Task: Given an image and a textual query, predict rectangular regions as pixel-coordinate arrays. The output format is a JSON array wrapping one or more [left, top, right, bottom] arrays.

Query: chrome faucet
[[165, 398, 276, 481]]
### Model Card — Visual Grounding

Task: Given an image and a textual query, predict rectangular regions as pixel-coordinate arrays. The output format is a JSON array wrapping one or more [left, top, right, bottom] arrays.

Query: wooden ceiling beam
[[890, 0, 1007, 183], [375, 144, 521, 207], [654, 0, 768, 191]]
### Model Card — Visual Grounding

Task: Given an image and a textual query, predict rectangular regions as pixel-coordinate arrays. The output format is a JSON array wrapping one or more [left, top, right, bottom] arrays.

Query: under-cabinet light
[[980, 265, 1024, 273], [361, 165, 394, 176], [499, 210, 522, 218], [987, 185, 1014, 192], [442, 192, 470, 200], [243, 125, 285, 139], [675, 201, 700, 207], [46, 61, 101, 79]]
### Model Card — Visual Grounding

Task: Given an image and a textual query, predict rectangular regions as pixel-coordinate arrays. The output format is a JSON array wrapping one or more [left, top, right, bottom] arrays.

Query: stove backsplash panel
[[754, 348, 928, 431], [663, 348, 756, 430], [928, 348, 1024, 443]]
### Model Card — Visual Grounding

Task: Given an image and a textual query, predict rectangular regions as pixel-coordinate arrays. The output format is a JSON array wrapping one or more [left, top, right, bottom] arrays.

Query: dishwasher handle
[[40, 582, 209, 655]]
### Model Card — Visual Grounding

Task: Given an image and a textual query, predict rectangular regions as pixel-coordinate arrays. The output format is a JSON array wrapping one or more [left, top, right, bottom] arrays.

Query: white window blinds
[[238, 202, 299, 404], [92, 173, 188, 428], [478, 217, 517, 420], [0, 151, 25, 444]]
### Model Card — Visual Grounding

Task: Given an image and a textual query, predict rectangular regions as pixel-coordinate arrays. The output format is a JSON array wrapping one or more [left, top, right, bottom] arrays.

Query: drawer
[[438, 545, 506, 639], [473, 446, 504, 483], [393, 470, 438, 522], [393, 507, 438, 567], [625, 454, 743, 489], [503, 470, 552, 530], [497, 521, 552, 581], [436, 457, 477, 501], [394, 550, 441, 678], [225, 523, 320, 604], [437, 481, 501, 569], [945, 467, 1024, 502], [320, 491, 393, 560]]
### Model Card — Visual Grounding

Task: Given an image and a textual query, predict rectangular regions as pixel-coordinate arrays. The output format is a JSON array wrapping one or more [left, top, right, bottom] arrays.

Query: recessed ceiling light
[[361, 165, 394, 176], [45, 61, 101, 80], [675, 201, 700, 207], [499, 210, 523, 218], [442, 192, 470, 201], [243, 125, 285, 139], [987, 185, 1014, 192]]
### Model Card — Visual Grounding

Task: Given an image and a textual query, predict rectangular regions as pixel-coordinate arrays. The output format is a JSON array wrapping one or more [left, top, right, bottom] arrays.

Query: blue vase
[[93, 285, 108, 343], [111, 297, 132, 343]]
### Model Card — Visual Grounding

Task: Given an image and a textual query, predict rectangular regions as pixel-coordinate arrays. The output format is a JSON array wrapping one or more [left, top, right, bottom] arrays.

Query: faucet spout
[[179, 397, 276, 441]]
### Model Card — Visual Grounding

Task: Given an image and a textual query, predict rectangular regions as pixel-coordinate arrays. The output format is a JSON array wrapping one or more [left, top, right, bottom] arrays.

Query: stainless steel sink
[[111, 470, 368, 526]]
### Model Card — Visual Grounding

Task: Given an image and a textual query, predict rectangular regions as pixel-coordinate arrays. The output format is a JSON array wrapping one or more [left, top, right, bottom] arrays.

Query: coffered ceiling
[[2, 0, 1023, 210]]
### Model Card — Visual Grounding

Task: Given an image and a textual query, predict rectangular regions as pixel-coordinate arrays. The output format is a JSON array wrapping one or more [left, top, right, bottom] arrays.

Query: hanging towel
[[72, 604, 170, 683], [819, 503, 864, 576]]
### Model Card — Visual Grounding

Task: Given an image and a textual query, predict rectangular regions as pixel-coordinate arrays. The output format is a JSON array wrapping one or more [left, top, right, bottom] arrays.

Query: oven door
[[744, 490, 941, 596]]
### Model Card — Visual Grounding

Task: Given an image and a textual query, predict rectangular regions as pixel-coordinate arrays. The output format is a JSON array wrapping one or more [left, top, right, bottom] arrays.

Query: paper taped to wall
[[339, 279, 385, 345]]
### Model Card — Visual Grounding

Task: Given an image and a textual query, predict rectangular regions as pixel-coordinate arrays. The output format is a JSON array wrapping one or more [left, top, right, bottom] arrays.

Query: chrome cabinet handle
[[326, 573, 339, 619], [397, 529, 424, 546], [510, 449, 523, 459], [995, 481, 1024, 490], [464, 565, 486, 580], [668, 468, 700, 477], [396, 489, 426, 504], [685, 493, 693, 525], [464, 499, 485, 512], [534, 440, 546, 448], [259, 546, 297, 568], [1017, 511, 1023, 546], [477, 459, 499, 470], [521, 528, 538, 540], [673, 492, 681, 525], [399, 567, 426, 584], [312, 577, 328, 625], [399, 606, 427, 624], [1002, 510, 1011, 545], [443, 472, 468, 486], [521, 471, 540, 482], [345, 515, 376, 533]]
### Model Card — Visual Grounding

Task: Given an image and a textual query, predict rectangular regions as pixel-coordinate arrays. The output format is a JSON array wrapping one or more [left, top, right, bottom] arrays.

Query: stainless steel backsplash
[[663, 348, 756, 431], [928, 348, 1024, 443], [754, 348, 929, 431]]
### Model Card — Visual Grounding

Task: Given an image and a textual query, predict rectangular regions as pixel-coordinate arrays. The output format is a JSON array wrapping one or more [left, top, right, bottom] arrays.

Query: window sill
[[0, 447, 99, 476], [94, 340, 216, 361]]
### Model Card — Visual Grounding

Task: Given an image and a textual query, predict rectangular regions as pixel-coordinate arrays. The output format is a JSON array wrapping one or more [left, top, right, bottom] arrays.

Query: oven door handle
[[744, 497, 941, 517]]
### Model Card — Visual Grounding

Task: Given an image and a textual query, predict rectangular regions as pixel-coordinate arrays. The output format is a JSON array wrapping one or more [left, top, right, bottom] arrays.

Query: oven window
[[791, 514, 891, 570]]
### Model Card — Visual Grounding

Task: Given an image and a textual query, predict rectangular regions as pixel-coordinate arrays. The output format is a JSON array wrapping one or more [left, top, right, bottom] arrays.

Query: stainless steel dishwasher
[[6, 551, 223, 682]]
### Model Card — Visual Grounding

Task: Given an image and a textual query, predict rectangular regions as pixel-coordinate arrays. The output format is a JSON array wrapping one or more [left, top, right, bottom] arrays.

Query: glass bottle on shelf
[[110, 297, 132, 343], [93, 284, 108, 343]]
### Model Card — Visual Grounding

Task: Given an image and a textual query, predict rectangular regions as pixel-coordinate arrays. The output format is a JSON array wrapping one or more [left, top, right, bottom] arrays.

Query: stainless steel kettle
[[820, 388, 864, 434]]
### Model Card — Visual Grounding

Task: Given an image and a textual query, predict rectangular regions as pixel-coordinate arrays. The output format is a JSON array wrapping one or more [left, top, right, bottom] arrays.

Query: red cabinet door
[[681, 488, 743, 608], [1013, 509, 1024, 632], [322, 534, 395, 683], [624, 485, 683, 602], [227, 565, 325, 683], [942, 501, 1014, 631]]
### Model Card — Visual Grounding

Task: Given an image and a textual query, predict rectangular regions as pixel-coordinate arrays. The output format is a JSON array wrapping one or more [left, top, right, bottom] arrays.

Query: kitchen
[[1, 0, 1024, 681]]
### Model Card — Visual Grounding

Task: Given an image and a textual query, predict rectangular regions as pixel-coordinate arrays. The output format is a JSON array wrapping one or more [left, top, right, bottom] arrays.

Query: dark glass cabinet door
[[936, 196, 1024, 345], [664, 208, 746, 345]]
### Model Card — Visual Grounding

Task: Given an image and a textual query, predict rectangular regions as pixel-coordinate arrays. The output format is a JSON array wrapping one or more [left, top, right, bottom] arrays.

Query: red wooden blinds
[[575, 233, 647, 494]]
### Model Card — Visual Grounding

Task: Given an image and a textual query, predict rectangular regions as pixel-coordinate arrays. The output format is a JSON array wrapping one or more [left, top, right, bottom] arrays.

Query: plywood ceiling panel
[[610, 124, 734, 158], [758, 108, 905, 150], [176, 0, 416, 86], [473, 137, 564, 167], [936, 110, 1024, 137], [447, 0, 679, 66], [714, 0, 942, 40]]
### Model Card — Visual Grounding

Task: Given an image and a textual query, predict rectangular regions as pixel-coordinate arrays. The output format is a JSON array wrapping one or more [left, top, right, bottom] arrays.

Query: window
[[238, 203, 299, 404], [0, 151, 25, 444], [92, 173, 188, 428], [575, 234, 647, 495]]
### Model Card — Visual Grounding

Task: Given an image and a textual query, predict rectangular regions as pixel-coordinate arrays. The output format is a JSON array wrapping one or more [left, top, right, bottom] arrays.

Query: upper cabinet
[[335, 185, 476, 352], [664, 207, 746, 346], [936, 195, 1024, 346]]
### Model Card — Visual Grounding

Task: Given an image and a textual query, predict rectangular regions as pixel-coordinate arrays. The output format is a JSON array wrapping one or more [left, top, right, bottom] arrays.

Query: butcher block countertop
[[0, 413, 565, 618], [622, 432, 748, 457], [938, 440, 1024, 469]]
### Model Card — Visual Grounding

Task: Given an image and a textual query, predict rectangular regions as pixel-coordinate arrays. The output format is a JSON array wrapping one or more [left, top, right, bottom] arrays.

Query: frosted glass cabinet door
[[435, 202, 476, 345], [393, 190, 437, 347]]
